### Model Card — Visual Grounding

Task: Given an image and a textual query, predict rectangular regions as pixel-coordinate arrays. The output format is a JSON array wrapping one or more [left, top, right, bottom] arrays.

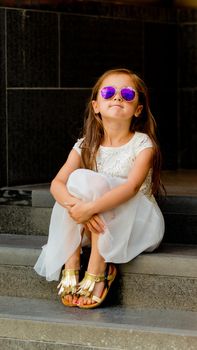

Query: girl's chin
[[102, 114, 132, 120]]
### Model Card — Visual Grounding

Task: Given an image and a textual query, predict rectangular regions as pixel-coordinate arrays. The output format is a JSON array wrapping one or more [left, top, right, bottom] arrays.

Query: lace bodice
[[73, 132, 153, 198]]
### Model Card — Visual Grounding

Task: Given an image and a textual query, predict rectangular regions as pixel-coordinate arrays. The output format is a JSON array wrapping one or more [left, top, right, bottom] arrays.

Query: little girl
[[34, 68, 165, 309]]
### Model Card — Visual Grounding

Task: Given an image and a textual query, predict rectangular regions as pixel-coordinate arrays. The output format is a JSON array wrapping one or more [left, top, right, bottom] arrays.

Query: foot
[[61, 271, 79, 306], [59, 247, 81, 307], [77, 264, 116, 308], [58, 268, 80, 307], [62, 291, 78, 305], [77, 280, 105, 307]]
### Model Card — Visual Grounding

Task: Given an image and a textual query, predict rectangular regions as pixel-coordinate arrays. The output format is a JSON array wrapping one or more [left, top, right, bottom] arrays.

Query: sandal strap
[[84, 271, 106, 282], [77, 271, 105, 297], [57, 269, 79, 297], [92, 295, 102, 303], [62, 269, 79, 278], [77, 265, 113, 298]]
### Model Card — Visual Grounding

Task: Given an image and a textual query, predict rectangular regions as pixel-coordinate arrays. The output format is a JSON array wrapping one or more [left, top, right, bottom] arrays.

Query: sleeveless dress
[[34, 132, 165, 281]]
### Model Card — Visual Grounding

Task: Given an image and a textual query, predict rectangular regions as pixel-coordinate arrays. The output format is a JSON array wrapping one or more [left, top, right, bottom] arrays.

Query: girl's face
[[92, 73, 143, 122]]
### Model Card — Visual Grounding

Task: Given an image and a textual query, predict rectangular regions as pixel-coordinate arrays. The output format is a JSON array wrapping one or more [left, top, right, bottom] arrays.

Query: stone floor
[[1, 169, 197, 194], [161, 170, 197, 196], [0, 169, 196, 208]]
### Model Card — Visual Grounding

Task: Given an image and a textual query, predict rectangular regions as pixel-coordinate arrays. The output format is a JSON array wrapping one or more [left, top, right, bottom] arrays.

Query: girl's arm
[[51, 148, 105, 233], [69, 148, 154, 223], [50, 149, 82, 207]]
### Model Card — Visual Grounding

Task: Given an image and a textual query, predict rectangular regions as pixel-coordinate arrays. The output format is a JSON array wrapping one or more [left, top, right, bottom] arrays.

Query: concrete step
[[1, 171, 197, 244], [0, 196, 197, 243], [159, 195, 197, 244], [0, 183, 52, 236], [0, 234, 196, 311], [0, 296, 197, 350], [0, 205, 51, 236]]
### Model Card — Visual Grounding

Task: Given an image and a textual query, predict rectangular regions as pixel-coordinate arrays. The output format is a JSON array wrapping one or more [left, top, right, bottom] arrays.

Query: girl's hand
[[85, 215, 105, 234], [63, 197, 82, 208], [65, 201, 94, 223], [65, 202, 105, 233]]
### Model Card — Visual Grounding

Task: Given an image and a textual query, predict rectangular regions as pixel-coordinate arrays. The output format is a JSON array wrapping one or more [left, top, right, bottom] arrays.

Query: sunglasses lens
[[121, 88, 135, 101], [101, 86, 116, 99]]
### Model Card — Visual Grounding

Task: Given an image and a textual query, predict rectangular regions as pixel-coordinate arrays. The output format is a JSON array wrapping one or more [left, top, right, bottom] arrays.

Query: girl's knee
[[69, 168, 92, 181], [67, 169, 111, 198]]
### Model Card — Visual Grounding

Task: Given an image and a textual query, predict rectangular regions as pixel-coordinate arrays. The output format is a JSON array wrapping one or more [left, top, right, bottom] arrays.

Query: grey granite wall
[[0, 3, 196, 186]]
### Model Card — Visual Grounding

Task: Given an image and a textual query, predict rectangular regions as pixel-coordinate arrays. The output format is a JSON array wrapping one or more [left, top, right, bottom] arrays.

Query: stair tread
[[0, 233, 196, 255], [0, 233, 47, 249], [0, 234, 196, 278], [0, 235, 196, 314], [0, 296, 197, 336], [1, 170, 197, 210], [1, 169, 197, 196]]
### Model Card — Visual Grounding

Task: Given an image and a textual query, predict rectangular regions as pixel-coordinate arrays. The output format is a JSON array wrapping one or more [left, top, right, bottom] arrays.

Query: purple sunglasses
[[100, 86, 136, 102]]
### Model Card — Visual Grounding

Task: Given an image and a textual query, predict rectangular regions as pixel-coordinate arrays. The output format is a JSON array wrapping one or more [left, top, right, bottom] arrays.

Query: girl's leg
[[66, 169, 116, 306], [62, 244, 81, 305], [77, 231, 107, 306]]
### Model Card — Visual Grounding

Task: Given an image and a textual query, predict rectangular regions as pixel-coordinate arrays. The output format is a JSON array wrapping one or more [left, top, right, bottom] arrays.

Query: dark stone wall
[[0, 9, 6, 186], [0, 3, 196, 186], [178, 9, 197, 168], [144, 21, 178, 169]]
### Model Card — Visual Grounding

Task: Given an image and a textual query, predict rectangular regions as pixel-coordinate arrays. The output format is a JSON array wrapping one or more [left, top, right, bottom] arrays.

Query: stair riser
[[0, 206, 50, 236], [0, 265, 196, 312], [163, 213, 197, 244], [159, 196, 197, 244], [1, 203, 197, 243], [120, 273, 197, 311], [0, 318, 196, 350], [0, 338, 105, 350]]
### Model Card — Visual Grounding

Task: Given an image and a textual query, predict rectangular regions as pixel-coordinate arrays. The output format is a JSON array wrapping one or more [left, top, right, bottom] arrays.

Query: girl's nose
[[113, 91, 123, 101]]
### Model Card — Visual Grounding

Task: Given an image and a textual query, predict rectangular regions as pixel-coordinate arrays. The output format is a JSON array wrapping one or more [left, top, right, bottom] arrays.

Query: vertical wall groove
[[176, 12, 181, 168], [4, 9, 8, 186], [58, 12, 60, 88]]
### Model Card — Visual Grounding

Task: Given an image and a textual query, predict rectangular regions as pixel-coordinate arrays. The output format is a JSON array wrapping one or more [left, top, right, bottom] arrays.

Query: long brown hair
[[80, 68, 163, 195]]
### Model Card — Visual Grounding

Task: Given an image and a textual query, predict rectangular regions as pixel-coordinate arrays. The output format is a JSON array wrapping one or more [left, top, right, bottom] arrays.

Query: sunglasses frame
[[100, 86, 136, 102]]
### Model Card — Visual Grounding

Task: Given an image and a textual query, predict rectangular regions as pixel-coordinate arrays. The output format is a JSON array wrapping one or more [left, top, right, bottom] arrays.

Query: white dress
[[34, 132, 165, 281]]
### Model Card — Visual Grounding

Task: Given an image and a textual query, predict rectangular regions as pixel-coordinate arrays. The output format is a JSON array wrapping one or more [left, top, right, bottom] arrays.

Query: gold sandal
[[76, 264, 117, 309], [57, 269, 79, 307]]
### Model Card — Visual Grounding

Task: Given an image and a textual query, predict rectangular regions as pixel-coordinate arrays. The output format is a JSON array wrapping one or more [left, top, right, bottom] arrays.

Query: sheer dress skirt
[[34, 169, 164, 281]]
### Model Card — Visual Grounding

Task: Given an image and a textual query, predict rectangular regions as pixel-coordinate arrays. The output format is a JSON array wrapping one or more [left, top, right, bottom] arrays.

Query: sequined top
[[73, 132, 154, 199]]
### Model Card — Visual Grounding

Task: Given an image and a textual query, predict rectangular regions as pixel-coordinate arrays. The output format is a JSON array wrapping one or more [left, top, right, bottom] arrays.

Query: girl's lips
[[110, 104, 123, 108]]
